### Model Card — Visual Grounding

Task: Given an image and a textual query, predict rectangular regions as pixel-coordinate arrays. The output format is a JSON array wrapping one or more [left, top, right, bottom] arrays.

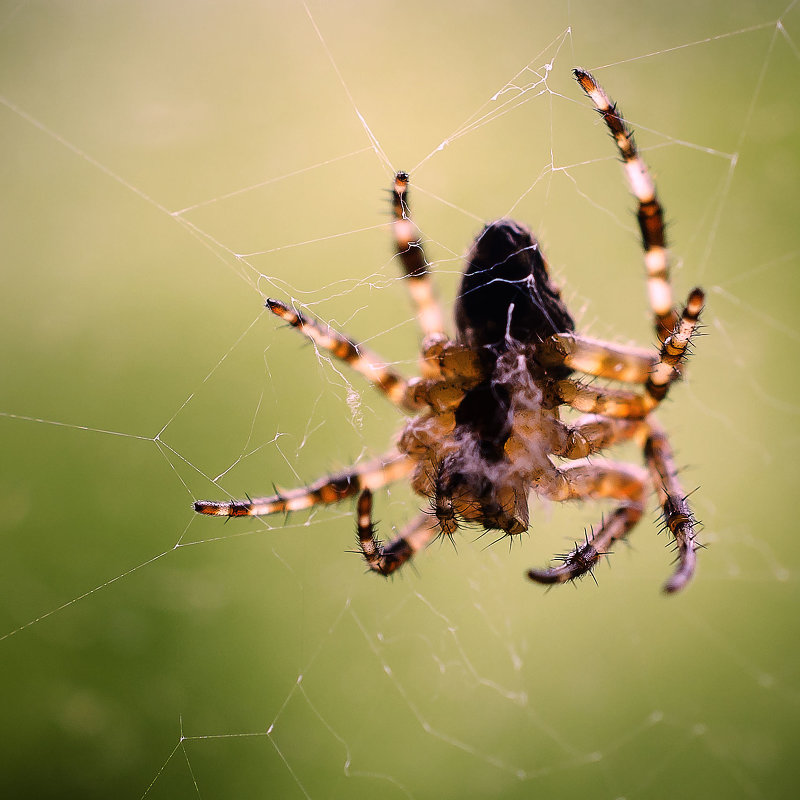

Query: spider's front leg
[[356, 489, 440, 576], [265, 299, 422, 412], [392, 171, 444, 339], [574, 68, 678, 342]]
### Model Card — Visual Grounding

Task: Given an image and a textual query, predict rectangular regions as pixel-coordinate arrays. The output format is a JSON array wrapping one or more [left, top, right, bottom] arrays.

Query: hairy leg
[[536, 333, 656, 383], [356, 489, 440, 576], [195, 452, 412, 518], [528, 459, 648, 584], [644, 419, 700, 593]]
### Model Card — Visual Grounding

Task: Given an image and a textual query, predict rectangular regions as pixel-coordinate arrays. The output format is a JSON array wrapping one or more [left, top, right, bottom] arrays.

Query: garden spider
[[195, 69, 703, 594]]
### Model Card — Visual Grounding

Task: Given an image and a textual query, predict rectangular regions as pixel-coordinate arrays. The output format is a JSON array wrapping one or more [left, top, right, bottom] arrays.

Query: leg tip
[[526, 567, 562, 585], [573, 68, 596, 92]]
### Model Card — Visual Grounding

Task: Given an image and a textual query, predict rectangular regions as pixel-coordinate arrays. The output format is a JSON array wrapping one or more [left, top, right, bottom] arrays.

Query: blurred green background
[[1, 0, 798, 797]]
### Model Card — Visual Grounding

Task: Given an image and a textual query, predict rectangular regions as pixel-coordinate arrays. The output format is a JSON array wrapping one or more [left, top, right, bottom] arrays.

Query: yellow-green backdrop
[[1, 1, 798, 797]]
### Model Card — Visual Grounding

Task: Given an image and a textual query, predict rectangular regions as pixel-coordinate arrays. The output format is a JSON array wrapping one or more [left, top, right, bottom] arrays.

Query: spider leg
[[644, 419, 700, 593], [554, 378, 650, 419], [554, 288, 704, 417], [392, 172, 445, 339], [266, 299, 422, 412], [528, 459, 648, 584], [643, 287, 704, 406], [556, 413, 645, 460], [420, 337, 484, 380], [536, 333, 657, 383], [194, 452, 413, 517], [574, 69, 678, 342], [356, 489, 439, 576]]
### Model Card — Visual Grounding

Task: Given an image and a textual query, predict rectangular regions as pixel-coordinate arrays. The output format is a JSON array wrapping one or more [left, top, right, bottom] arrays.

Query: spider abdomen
[[454, 219, 575, 354]]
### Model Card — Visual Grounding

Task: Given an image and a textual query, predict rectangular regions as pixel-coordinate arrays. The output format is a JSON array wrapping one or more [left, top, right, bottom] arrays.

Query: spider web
[[1, 0, 798, 797]]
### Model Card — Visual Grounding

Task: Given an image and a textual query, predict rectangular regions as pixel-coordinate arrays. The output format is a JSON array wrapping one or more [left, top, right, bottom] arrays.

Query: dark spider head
[[454, 219, 575, 354]]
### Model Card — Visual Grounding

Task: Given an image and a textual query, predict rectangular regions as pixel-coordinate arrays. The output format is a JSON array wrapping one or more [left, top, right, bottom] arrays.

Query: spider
[[195, 69, 703, 594]]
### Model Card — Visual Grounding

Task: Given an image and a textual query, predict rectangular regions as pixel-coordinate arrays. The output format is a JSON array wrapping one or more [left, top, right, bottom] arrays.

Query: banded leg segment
[[392, 172, 444, 338], [644, 288, 704, 405], [574, 69, 678, 341], [195, 452, 413, 518], [528, 460, 648, 584], [644, 420, 700, 593], [357, 490, 439, 576], [266, 299, 421, 412], [536, 333, 657, 383]]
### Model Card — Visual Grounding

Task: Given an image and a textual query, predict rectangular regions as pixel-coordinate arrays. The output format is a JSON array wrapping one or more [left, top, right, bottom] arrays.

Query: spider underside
[[196, 69, 704, 594]]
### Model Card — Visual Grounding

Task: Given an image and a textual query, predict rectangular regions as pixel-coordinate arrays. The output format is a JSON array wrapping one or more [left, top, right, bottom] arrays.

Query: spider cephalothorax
[[195, 70, 704, 594]]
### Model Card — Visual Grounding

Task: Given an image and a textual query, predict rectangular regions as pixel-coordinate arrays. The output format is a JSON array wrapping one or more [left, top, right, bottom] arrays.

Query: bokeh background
[[2, 0, 798, 797]]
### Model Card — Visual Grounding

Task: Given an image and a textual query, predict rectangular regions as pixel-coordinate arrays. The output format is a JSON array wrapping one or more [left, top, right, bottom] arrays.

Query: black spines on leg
[[455, 220, 575, 363], [555, 536, 602, 581], [379, 538, 413, 575]]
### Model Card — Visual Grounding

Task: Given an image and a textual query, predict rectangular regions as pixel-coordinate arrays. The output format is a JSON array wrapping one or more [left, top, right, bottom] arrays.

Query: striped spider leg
[[528, 458, 649, 586], [356, 490, 440, 576], [391, 170, 444, 340], [194, 450, 414, 518], [525, 270, 703, 592], [574, 68, 678, 342], [191, 298, 468, 521], [519, 65, 706, 591]]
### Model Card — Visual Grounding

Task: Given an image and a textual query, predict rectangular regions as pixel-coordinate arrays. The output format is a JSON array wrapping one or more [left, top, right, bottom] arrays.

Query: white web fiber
[[1, 1, 799, 798]]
